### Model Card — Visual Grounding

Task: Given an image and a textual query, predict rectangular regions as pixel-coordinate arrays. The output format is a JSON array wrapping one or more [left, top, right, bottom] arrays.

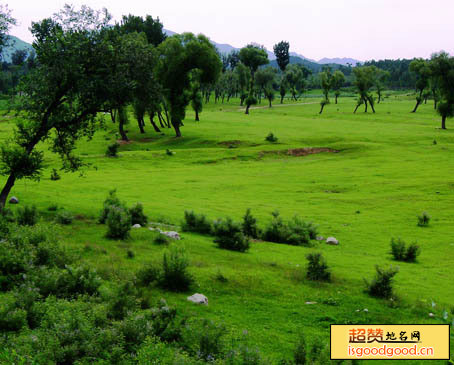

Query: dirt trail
[[238, 101, 319, 112]]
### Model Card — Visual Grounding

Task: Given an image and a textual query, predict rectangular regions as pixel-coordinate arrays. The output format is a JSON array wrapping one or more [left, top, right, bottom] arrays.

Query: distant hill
[[1, 35, 34, 63], [270, 55, 341, 73], [318, 57, 361, 66]]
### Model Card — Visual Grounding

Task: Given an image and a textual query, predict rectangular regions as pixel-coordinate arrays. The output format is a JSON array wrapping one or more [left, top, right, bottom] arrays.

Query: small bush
[[265, 132, 278, 143], [306, 253, 331, 282], [16, 205, 38, 226], [129, 202, 148, 226], [417, 212, 430, 227], [365, 265, 399, 299], [242, 208, 260, 238], [0, 296, 27, 332], [47, 204, 58, 211], [106, 142, 120, 157], [160, 245, 193, 292], [126, 250, 135, 259], [107, 281, 138, 320], [154, 234, 169, 245], [213, 218, 250, 252], [106, 206, 131, 240], [1, 207, 15, 223], [405, 243, 421, 262], [294, 336, 307, 365], [196, 320, 226, 361], [55, 210, 73, 225], [181, 210, 212, 234], [262, 211, 317, 246], [99, 189, 125, 224], [50, 168, 61, 181], [166, 149, 174, 156], [137, 262, 161, 286], [390, 238, 420, 262]]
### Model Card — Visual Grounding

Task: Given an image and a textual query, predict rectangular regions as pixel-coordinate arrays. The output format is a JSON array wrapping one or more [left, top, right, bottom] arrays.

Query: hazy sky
[[8, 0, 454, 61]]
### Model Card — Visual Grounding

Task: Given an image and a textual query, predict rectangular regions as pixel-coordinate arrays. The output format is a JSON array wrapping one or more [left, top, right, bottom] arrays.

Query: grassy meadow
[[1, 93, 453, 363]]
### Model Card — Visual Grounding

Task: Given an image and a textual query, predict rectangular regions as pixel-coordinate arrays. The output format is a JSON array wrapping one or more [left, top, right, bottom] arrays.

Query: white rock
[[428, 312, 435, 317], [326, 237, 339, 245], [187, 293, 208, 305], [9, 196, 19, 204], [305, 301, 317, 305], [161, 231, 181, 240], [132, 224, 141, 228], [316, 236, 325, 241]]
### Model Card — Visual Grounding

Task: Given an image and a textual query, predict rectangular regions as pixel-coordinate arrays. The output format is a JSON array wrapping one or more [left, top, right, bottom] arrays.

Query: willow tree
[[0, 5, 156, 207], [353, 66, 378, 113], [430, 52, 454, 129], [156, 33, 221, 137], [409, 58, 431, 113], [239, 44, 269, 114]]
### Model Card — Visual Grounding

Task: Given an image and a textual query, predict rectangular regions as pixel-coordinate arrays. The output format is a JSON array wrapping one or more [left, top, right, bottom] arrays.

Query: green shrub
[[50, 168, 61, 181], [127, 249, 135, 259], [106, 206, 131, 240], [55, 210, 73, 225], [99, 189, 125, 224], [16, 205, 38, 226], [242, 208, 260, 238], [306, 253, 331, 282], [262, 211, 317, 246], [405, 243, 421, 262], [32, 265, 101, 299], [154, 234, 170, 245], [213, 217, 250, 252], [129, 202, 148, 226], [137, 262, 161, 286], [365, 265, 399, 299], [192, 320, 226, 361], [417, 212, 430, 227], [294, 336, 307, 365], [1, 207, 15, 223], [160, 245, 193, 292], [47, 203, 58, 211], [182, 210, 212, 234], [0, 295, 27, 332], [0, 242, 29, 291], [107, 281, 139, 320], [265, 132, 278, 143], [391, 238, 420, 262], [106, 142, 120, 157]]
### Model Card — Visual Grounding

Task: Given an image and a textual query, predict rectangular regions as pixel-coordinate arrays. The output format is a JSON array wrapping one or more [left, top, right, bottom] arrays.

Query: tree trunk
[[172, 119, 182, 137], [195, 110, 199, 121], [319, 103, 325, 114], [434, 100, 438, 110], [138, 118, 145, 134], [269, 99, 272, 108], [364, 99, 368, 113], [0, 174, 16, 208], [156, 112, 165, 128], [441, 115, 446, 129], [149, 114, 161, 132], [245, 104, 250, 114], [335, 95, 338, 104], [354, 104, 360, 113], [280, 95, 284, 104], [412, 99, 421, 113], [119, 118, 128, 141], [110, 109, 117, 123]]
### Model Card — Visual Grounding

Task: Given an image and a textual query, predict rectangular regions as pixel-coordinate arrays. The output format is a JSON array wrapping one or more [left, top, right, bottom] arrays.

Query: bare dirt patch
[[218, 140, 242, 148], [116, 139, 133, 145], [259, 147, 339, 158]]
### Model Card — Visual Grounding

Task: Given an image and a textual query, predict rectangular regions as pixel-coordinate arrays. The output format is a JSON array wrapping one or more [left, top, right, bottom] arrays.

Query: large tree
[[284, 64, 309, 102], [274, 41, 290, 104], [255, 66, 277, 107], [273, 41, 290, 72], [409, 58, 431, 113], [239, 44, 269, 114], [353, 66, 378, 113], [331, 70, 345, 104], [156, 33, 222, 136], [0, 5, 156, 207], [319, 68, 333, 114], [430, 52, 454, 129]]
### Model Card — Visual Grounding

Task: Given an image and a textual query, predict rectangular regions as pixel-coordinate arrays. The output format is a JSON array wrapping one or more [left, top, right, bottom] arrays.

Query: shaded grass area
[[0, 94, 453, 362]]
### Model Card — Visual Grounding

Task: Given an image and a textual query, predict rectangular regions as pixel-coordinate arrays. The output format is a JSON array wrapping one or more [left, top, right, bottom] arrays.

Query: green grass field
[[1, 94, 453, 363]]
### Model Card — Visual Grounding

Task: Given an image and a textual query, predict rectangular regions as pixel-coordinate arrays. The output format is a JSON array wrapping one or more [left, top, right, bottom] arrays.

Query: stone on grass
[[326, 237, 339, 245], [132, 224, 141, 228], [161, 231, 181, 240], [305, 301, 317, 305], [187, 293, 208, 305], [9, 196, 19, 204], [316, 236, 325, 241]]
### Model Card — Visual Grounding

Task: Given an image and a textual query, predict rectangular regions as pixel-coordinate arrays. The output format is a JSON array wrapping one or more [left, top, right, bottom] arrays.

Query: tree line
[[0, 4, 453, 207]]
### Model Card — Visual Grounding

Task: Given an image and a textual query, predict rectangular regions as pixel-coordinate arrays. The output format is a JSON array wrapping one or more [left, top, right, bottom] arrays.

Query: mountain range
[[2, 31, 361, 69]]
